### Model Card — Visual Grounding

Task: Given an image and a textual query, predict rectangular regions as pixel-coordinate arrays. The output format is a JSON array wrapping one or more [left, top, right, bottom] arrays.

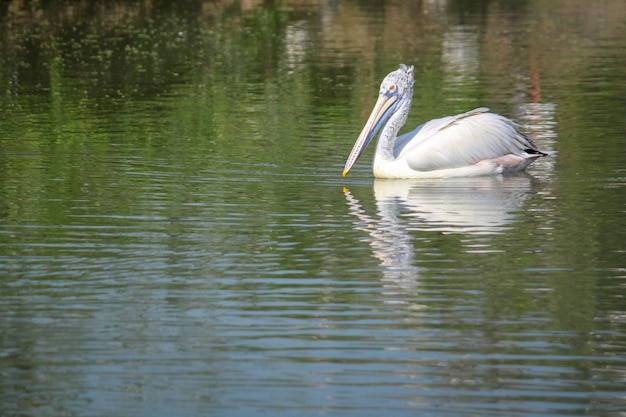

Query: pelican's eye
[[388, 84, 396, 93]]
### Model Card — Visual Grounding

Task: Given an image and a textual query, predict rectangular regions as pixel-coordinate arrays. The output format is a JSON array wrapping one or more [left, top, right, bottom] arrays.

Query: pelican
[[342, 64, 547, 178]]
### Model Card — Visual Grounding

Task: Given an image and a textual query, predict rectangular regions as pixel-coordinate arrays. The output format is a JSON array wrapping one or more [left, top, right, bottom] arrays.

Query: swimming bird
[[342, 64, 547, 178]]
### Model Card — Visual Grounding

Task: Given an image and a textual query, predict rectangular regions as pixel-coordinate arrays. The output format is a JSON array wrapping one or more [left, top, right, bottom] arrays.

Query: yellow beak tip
[[342, 170, 348, 177]]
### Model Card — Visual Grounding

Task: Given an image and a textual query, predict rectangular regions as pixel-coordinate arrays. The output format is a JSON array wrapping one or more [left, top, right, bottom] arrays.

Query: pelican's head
[[342, 64, 414, 177]]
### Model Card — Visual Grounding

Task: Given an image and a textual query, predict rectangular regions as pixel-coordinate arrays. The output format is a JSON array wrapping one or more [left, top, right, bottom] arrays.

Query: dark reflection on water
[[1, 0, 626, 416]]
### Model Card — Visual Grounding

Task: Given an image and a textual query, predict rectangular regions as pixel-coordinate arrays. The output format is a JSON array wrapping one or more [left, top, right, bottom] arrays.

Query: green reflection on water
[[0, 1, 623, 286]]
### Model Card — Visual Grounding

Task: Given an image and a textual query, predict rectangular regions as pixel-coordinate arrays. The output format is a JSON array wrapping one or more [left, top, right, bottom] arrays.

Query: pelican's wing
[[398, 108, 539, 172]]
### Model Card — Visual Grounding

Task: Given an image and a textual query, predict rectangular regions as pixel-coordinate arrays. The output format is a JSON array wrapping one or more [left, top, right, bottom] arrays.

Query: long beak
[[343, 94, 397, 177]]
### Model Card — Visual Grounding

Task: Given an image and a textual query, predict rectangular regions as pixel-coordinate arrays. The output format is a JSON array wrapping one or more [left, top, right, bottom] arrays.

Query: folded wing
[[398, 108, 541, 172]]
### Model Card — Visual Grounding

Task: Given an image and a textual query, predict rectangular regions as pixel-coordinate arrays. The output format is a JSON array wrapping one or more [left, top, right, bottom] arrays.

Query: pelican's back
[[398, 108, 544, 173]]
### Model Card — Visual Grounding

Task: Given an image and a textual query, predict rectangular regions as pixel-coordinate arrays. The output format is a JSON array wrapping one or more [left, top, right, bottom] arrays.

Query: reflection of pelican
[[372, 175, 533, 235], [343, 64, 547, 179], [343, 175, 533, 294]]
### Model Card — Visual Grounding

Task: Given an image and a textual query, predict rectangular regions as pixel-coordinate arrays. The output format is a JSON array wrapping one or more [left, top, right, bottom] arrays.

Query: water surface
[[1, 1, 625, 416]]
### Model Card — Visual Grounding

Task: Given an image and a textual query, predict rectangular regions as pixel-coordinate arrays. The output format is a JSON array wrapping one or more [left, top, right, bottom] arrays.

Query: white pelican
[[342, 64, 547, 178]]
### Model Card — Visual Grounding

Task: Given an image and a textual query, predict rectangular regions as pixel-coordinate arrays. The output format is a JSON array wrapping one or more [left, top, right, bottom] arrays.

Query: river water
[[1, 1, 625, 416]]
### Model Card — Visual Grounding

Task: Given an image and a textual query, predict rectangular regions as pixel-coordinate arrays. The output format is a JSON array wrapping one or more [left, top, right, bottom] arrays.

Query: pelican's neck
[[375, 93, 412, 162]]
